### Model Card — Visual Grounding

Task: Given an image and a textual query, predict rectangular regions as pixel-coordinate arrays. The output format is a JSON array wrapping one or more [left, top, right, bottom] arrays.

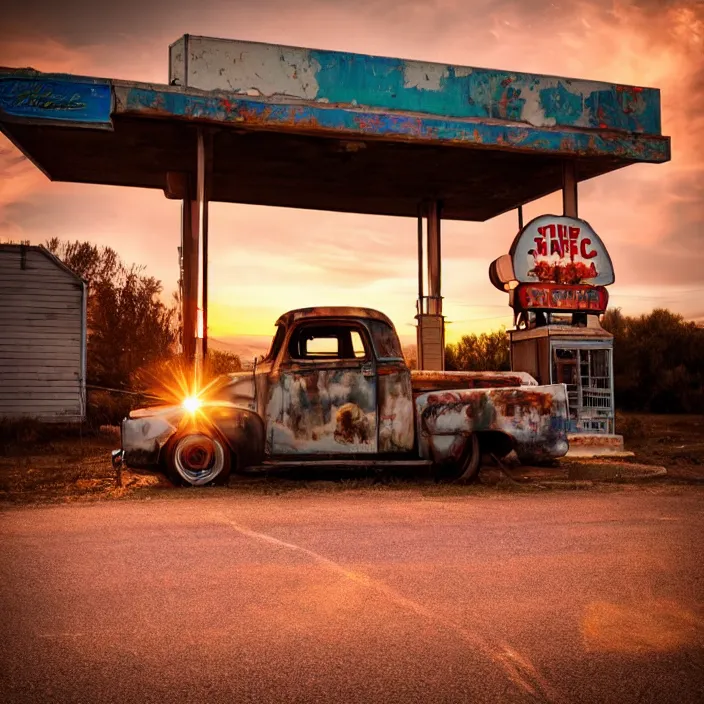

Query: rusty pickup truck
[[112, 307, 569, 486]]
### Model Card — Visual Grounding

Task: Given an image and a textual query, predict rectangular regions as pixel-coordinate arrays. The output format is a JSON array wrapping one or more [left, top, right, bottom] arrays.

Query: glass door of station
[[552, 346, 614, 433]]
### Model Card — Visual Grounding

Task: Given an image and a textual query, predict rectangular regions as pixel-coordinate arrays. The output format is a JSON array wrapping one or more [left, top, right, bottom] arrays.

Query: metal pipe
[[562, 160, 578, 217], [181, 196, 197, 362], [426, 200, 442, 315], [417, 203, 424, 312], [518, 204, 524, 230], [196, 128, 208, 359]]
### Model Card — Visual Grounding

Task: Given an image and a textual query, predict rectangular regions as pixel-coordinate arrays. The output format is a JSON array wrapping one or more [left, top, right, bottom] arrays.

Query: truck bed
[[411, 370, 538, 394]]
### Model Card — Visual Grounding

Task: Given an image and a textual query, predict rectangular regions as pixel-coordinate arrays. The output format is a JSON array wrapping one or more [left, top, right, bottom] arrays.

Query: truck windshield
[[367, 320, 403, 360]]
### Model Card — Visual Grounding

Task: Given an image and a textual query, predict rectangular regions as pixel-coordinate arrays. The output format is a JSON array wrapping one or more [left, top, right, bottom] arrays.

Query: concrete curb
[[566, 450, 636, 459]]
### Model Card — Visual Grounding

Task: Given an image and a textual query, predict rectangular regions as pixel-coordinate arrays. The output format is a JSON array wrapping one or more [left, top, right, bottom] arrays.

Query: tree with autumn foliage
[[444, 329, 510, 372], [46, 239, 177, 391]]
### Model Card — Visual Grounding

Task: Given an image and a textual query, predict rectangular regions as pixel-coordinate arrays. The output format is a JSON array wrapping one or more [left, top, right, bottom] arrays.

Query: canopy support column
[[426, 200, 442, 316], [176, 128, 212, 366], [195, 128, 212, 361], [562, 160, 578, 218], [181, 192, 198, 363], [416, 200, 445, 371]]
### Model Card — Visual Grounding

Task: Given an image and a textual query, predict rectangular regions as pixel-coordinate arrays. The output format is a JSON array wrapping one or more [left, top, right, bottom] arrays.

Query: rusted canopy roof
[[0, 37, 670, 221]]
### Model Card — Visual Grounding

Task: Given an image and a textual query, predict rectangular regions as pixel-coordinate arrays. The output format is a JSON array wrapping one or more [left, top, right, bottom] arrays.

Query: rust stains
[[411, 370, 536, 394]]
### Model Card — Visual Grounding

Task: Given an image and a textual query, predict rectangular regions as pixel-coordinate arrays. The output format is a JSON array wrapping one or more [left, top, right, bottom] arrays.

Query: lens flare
[[133, 355, 231, 416], [183, 396, 202, 413]]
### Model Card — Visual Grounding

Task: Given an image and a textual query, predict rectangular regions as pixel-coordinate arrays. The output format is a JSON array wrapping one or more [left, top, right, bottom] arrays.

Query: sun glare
[[137, 356, 228, 416], [183, 396, 202, 413]]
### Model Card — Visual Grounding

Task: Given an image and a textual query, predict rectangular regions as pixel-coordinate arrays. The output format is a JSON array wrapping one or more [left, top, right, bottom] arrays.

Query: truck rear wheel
[[435, 434, 481, 484], [167, 432, 232, 487]]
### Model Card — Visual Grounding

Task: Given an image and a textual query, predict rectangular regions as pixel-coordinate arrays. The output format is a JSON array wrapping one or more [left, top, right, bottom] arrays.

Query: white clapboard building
[[0, 244, 87, 422]]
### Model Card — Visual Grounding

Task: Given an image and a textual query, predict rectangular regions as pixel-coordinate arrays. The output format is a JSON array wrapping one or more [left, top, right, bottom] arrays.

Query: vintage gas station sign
[[515, 282, 609, 312], [489, 215, 614, 312], [510, 215, 614, 287]]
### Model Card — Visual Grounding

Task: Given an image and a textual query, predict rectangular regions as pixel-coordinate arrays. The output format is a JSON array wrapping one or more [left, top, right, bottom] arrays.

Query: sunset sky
[[2, 0, 703, 354]]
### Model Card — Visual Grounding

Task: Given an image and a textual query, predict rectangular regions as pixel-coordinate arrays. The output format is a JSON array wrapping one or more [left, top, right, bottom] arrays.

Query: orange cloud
[[1, 0, 702, 340]]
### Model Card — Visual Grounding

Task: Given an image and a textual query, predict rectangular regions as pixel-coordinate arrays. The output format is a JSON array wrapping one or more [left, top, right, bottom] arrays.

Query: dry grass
[[0, 427, 170, 505], [616, 413, 704, 481]]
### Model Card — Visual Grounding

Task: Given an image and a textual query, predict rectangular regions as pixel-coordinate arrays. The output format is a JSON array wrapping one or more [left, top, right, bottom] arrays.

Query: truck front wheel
[[435, 434, 481, 484], [167, 432, 232, 487]]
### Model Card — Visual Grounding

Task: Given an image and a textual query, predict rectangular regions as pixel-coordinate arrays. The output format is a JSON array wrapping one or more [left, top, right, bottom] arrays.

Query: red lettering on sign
[[514, 283, 608, 312], [533, 236, 547, 256], [580, 238, 597, 259]]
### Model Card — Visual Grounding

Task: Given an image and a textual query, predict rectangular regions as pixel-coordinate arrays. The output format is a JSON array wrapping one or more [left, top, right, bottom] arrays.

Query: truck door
[[367, 319, 415, 453], [267, 320, 378, 455]]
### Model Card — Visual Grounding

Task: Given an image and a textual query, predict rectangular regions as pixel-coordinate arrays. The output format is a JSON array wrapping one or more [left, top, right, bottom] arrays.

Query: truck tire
[[167, 432, 232, 487], [436, 433, 481, 484]]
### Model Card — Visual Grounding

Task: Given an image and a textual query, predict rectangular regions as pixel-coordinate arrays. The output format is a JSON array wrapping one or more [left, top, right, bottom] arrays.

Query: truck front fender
[[122, 403, 265, 471], [204, 404, 266, 470], [415, 384, 570, 464]]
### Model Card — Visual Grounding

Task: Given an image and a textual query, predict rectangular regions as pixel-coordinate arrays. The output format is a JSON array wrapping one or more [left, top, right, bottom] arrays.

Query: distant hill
[[209, 335, 271, 362]]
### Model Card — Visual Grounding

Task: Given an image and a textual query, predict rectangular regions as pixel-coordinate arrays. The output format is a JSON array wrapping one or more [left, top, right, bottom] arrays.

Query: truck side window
[[367, 320, 403, 359], [288, 324, 369, 361]]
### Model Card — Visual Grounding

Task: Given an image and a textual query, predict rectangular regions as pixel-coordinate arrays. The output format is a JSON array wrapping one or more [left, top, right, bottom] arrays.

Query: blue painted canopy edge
[[0, 68, 669, 164], [0, 73, 112, 126], [170, 36, 663, 136], [117, 85, 669, 163], [310, 49, 662, 135]]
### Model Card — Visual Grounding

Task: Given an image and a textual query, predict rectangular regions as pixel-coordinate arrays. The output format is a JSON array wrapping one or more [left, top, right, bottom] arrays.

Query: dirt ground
[[0, 413, 701, 505], [614, 413, 704, 479]]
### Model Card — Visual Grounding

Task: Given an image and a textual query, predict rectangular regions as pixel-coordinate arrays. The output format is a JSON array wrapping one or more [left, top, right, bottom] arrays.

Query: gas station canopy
[[0, 35, 669, 221]]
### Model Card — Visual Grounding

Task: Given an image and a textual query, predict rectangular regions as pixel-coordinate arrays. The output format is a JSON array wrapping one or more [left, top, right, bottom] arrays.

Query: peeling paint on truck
[[415, 385, 570, 464]]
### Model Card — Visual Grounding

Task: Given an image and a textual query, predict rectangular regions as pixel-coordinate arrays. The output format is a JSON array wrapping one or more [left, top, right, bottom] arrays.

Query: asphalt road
[[1, 489, 703, 704]]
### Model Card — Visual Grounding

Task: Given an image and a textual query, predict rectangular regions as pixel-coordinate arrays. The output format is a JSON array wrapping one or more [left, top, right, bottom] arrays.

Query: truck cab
[[255, 307, 415, 457]]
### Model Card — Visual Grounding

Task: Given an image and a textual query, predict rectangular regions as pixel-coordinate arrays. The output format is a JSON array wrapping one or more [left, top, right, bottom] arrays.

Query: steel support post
[[181, 194, 198, 362], [426, 200, 442, 316], [416, 205, 425, 370], [417, 204, 424, 312], [562, 160, 578, 217], [195, 128, 212, 360], [415, 200, 445, 371]]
